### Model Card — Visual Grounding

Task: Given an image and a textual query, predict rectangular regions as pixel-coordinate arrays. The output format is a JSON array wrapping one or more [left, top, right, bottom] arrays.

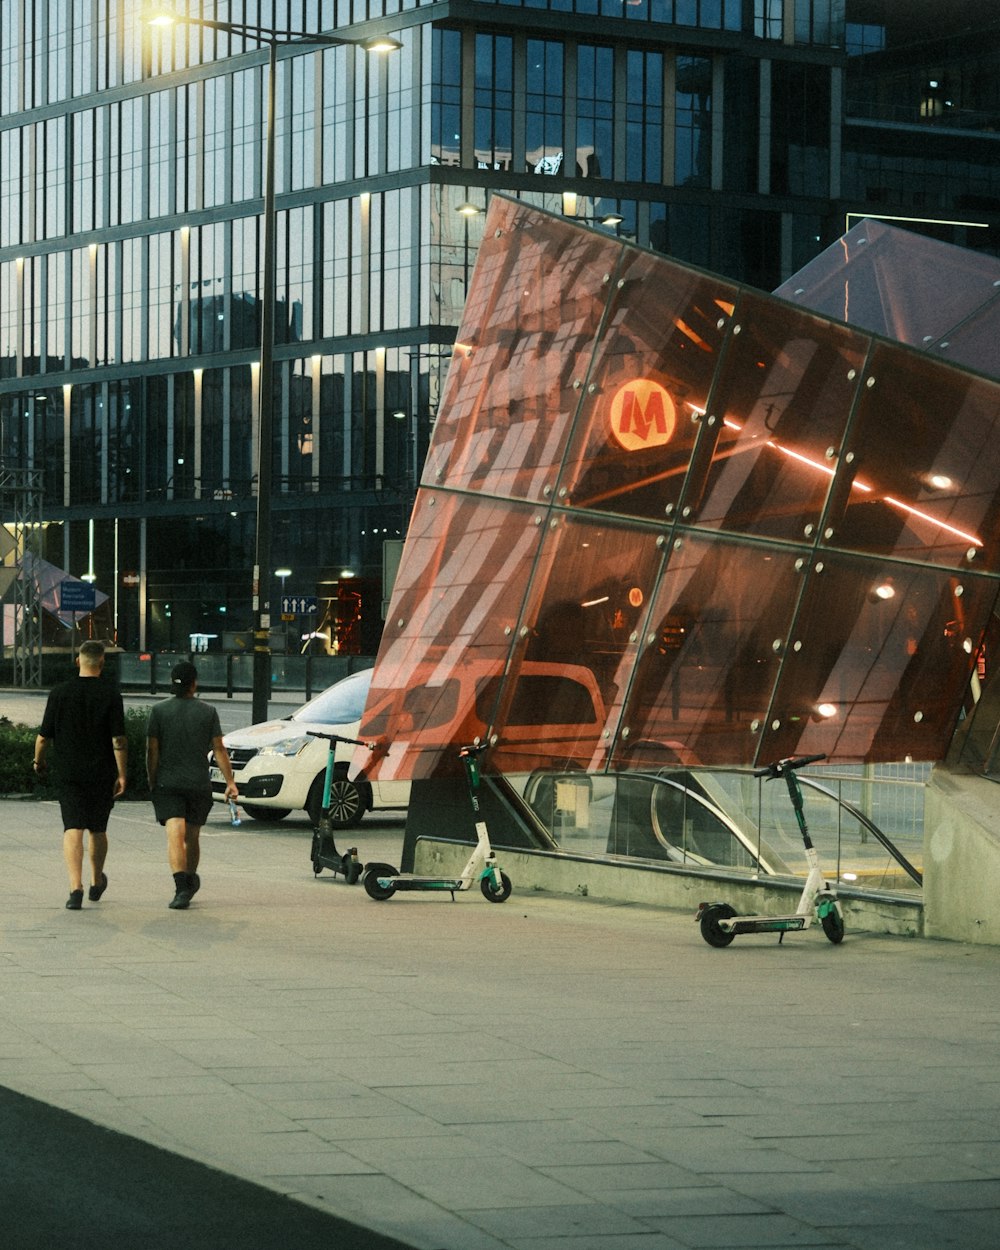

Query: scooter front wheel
[[363, 863, 398, 900], [699, 903, 737, 947], [481, 871, 512, 903], [820, 906, 845, 944]]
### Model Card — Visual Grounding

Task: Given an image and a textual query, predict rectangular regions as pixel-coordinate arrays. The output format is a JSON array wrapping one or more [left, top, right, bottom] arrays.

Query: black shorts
[[60, 782, 115, 834], [151, 786, 214, 827]]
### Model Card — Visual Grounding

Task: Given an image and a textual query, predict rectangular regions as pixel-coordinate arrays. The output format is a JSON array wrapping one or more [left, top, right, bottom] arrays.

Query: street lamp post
[[149, 12, 398, 722]]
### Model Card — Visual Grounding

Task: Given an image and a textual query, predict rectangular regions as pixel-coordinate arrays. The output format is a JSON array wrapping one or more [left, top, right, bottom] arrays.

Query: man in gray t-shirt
[[147, 660, 237, 910]]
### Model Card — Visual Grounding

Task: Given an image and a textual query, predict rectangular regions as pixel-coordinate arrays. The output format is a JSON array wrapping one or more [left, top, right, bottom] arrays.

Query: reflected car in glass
[[210, 669, 409, 828]]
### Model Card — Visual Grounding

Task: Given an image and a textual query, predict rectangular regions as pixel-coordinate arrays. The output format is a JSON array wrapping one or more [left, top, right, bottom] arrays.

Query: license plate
[[210, 767, 223, 783]]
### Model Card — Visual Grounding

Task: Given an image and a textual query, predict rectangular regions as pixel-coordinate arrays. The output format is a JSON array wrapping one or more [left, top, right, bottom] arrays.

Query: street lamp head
[[363, 35, 403, 53]]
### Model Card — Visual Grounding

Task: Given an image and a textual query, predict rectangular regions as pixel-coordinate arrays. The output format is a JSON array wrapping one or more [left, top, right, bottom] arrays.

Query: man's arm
[[212, 737, 238, 800], [111, 694, 128, 796], [112, 733, 128, 797], [33, 733, 50, 777], [146, 735, 160, 790]]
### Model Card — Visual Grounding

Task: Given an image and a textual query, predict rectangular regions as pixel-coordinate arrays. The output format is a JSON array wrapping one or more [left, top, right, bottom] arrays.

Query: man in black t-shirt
[[35, 641, 128, 910]]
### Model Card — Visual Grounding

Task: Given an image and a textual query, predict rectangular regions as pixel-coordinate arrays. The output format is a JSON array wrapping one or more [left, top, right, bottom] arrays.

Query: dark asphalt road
[[1, 1085, 415, 1250]]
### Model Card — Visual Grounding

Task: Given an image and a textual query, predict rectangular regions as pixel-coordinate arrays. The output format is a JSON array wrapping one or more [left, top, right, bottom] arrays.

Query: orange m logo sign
[[609, 379, 676, 452]]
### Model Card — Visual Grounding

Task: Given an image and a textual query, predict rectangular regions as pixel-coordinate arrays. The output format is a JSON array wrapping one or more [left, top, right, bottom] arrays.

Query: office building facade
[[1, 1, 997, 654]]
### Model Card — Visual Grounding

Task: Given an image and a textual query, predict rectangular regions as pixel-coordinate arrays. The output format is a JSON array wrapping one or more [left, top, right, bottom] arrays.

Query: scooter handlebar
[[306, 731, 378, 750], [753, 752, 826, 779]]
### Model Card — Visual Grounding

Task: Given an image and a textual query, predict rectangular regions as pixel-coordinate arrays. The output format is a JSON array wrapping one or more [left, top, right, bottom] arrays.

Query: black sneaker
[[187, 873, 201, 898], [88, 872, 108, 902], [169, 889, 193, 910], [65, 890, 84, 911]]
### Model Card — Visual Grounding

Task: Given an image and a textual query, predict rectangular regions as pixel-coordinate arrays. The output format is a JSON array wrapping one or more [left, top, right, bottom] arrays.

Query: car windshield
[[291, 669, 373, 726]]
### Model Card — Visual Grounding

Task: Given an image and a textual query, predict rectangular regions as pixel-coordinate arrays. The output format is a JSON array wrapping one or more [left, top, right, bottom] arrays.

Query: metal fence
[[116, 651, 375, 701]]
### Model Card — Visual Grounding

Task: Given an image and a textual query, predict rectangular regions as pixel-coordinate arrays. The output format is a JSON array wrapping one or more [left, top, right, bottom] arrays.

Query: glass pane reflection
[[423, 197, 623, 501], [830, 343, 1000, 569], [612, 538, 799, 768], [561, 247, 738, 523], [365, 200, 1000, 780]]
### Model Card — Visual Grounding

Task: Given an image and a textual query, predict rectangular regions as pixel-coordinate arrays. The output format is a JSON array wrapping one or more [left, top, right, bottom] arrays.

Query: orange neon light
[[719, 416, 981, 546]]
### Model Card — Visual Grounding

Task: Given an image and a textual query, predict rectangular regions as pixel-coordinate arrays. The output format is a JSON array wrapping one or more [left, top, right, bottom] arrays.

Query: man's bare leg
[[89, 831, 108, 887], [63, 828, 85, 893], [166, 817, 202, 907]]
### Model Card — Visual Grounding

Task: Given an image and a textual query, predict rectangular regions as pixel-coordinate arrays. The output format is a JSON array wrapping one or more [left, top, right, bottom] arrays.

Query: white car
[[210, 669, 409, 828]]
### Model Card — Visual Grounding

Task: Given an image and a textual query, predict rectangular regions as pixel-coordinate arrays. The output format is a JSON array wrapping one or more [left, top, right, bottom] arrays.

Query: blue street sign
[[59, 580, 97, 612], [281, 595, 318, 615]]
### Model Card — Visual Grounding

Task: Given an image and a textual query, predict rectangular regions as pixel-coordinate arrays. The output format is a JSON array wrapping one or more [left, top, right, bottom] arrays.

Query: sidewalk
[[3, 794, 1000, 1249]]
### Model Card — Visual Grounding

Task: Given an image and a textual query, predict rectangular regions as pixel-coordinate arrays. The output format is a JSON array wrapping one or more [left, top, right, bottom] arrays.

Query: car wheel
[[306, 770, 368, 829], [240, 804, 291, 822]]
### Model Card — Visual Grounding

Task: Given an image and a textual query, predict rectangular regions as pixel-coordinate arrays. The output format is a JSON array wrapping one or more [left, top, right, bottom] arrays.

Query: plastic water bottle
[[228, 798, 241, 827]]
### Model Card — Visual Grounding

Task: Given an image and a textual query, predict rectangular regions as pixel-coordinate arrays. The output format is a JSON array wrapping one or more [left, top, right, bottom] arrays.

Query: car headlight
[[257, 735, 313, 758]]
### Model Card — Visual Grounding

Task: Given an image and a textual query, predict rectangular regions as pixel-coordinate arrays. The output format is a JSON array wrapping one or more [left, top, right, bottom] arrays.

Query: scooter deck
[[726, 914, 809, 935], [384, 874, 468, 892]]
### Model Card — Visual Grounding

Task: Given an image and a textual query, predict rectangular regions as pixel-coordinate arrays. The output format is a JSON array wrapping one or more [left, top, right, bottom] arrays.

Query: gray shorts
[[151, 787, 213, 827]]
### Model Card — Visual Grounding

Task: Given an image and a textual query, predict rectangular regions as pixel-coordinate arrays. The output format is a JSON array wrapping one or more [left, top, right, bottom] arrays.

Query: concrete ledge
[[924, 765, 1000, 944], [413, 837, 923, 938]]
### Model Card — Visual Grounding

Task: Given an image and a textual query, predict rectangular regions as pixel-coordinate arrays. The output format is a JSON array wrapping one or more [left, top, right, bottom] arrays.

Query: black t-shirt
[[39, 676, 126, 785]]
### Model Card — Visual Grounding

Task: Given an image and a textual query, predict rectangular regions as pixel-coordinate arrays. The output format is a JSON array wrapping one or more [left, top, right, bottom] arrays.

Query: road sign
[[59, 580, 97, 612], [281, 595, 318, 615]]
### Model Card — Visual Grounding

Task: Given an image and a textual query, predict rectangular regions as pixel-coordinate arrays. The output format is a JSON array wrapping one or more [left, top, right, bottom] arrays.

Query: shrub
[[0, 705, 152, 800], [0, 718, 52, 797]]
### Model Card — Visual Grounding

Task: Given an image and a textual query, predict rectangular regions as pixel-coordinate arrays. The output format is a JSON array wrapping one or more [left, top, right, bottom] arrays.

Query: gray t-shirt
[[147, 696, 222, 792]]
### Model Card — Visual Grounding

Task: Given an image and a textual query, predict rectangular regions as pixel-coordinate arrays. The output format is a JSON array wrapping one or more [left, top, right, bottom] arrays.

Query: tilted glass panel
[[511, 513, 669, 773], [368, 200, 1000, 778], [560, 247, 739, 522], [610, 536, 802, 768], [757, 552, 1000, 763], [929, 304, 1000, 381], [690, 289, 870, 541], [828, 342, 1000, 570], [774, 218, 1000, 355], [359, 491, 542, 780], [422, 199, 622, 502]]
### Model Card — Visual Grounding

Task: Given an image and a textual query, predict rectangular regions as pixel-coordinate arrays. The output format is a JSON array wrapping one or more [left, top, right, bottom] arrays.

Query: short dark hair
[[78, 641, 106, 663], [170, 661, 198, 692]]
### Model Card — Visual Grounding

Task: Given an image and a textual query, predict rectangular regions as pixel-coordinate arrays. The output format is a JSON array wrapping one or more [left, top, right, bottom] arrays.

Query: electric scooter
[[307, 731, 373, 884], [362, 742, 513, 903], [695, 753, 845, 946]]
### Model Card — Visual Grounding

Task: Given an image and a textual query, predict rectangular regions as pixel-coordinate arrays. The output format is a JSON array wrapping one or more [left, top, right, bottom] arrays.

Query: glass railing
[[507, 762, 924, 896]]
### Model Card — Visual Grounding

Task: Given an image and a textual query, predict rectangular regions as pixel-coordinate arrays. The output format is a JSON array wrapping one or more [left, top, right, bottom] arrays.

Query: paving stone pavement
[[2, 791, 1000, 1250]]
